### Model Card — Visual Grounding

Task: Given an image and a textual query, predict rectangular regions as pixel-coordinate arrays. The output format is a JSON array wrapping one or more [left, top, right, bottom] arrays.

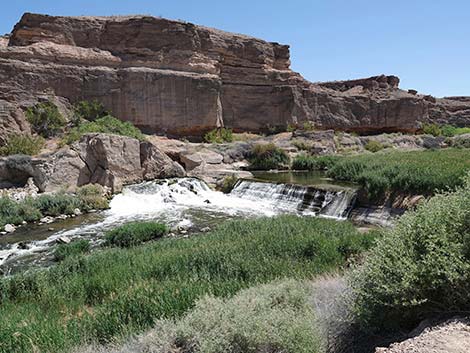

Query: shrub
[[105, 221, 168, 247], [73, 100, 109, 124], [25, 102, 66, 138], [452, 134, 470, 149], [364, 140, 384, 153], [248, 143, 289, 170], [220, 174, 239, 193], [286, 123, 297, 132], [0, 134, 45, 156], [351, 173, 470, 332], [203, 128, 233, 144], [33, 193, 82, 217], [422, 123, 442, 136], [292, 154, 339, 171], [0, 197, 24, 227], [54, 240, 91, 262], [63, 115, 145, 144], [76, 184, 109, 211], [302, 121, 315, 131], [292, 139, 313, 151], [441, 125, 470, 137]]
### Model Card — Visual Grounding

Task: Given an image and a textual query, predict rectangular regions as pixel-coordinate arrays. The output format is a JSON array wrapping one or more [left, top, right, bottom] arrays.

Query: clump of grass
[[54, 240, 91, 262], [0, 134, 45, 156], [73, 100, 109, 125], [33, 193, 83, 216], [0, 216, 374, 352], [302, 121, 315, 131], [26, 101, 66, 138], [248, 143, 289, 170], [292, 154, 339, 171], [203, 128, 233, 144], [63, 115, 145, 144], [364, 140, 384, 153], [76, 184, 109, 211], [105, 221, 168, 248], [351, 173, 470, 332], [422, 123, 442, 136], [292, 139, 313, 151]]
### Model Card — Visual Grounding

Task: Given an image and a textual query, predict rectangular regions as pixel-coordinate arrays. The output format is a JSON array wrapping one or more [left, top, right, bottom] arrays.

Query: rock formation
[[0, 13, 469, 142]]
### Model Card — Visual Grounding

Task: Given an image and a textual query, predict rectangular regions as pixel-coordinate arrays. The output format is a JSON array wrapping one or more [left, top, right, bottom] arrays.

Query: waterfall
[[230, 180, 356, 220]]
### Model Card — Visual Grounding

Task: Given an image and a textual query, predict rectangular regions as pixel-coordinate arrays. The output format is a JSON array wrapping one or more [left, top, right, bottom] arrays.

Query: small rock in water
[[56, 214, 68, 220], [204, 199, 211, 204], [17, 242, 29, 250], [0, 231, 7, 236], [201, 227, 211, 232], [56, 236, 71, 244], [180, 230, 188, 234], [40, 216, 55, 224], [73, 208, 82, 216], [48, 227, 55, 231], [4, 224, 16, 233], [21, 221, 27, 225]]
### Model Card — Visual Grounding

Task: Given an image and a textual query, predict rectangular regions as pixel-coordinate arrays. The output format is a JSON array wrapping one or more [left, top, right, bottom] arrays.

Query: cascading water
[[0, 177, 357, 272], [230, 179, 356, 219]]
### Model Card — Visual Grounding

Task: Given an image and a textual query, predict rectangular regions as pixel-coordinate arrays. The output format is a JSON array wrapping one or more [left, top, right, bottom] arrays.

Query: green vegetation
[[25, 102, 66, 138], [421, 123, 442, 136], [0, 134, 45, 156], [54, 240, 91, 262], [105, 222, 168, 248], [292, 149, 470, 198], [351, 173, 470, 332], [63, 116, 145, 144], [220, 174, 239, 193], [203, 128, 234, 144], [73, 100, 109, 124], [248, 143, 289, 170], [422, 123, 470, 137], [0, 186, 109, 228], [364, 140, 385, 153], [0, 216, 374, 352], [302, 121, 315, 131]]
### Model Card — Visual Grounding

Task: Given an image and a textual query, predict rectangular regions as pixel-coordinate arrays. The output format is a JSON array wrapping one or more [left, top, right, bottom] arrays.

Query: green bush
[[25, 102, 66, 138], [204, 128, 233, 144], [0, 134, 45, 156], [63, 115, 145, 144], [76, 184, 109, 211], [422, 123, 442, 136], [302, 121, 315, 131], [292, 154, 339, 171], [364, 140, 384, 153], [351, 173, 470, 332], [440, 125, 470, 137], [248, 143, 289, 170], [54, 240, 91, 262], [73, 100, 109, 125], [0, 216, 373, 352], [33, 193, 82, 217], [105, 221, 168, 248]]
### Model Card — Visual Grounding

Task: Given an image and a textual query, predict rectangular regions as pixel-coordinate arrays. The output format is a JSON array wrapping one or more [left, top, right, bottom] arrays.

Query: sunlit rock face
[[1, 13, 470, 139]]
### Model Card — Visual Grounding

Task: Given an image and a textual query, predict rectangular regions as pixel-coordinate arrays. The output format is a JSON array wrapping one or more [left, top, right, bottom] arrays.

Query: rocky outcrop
[[0, 13, 469, 141], [0, 133, 185, 193]]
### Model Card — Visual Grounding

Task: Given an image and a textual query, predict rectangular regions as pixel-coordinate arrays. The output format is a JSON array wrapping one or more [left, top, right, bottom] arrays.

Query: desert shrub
[[203, 128, 233, 144], [0, 216, 373, 352], [33, 193, 82, 216], [220, 174, 239, 193], [286, 123, 297, 132], [302, 121, 315, 131], [0, 134, 45, 156], [364, 140, 384, 153], [25, 102, 66, 138], [76, 184, 109, 211], [351, 173, 470, 332], [248, 143, 289, 170], [105, 222, 168, 248], [452, 134, 470, 148], [73, 100, 109, 125], [63, 115, 145, 144], [292, 154, 339, 171], [54, 240, 91, 262], [422, 123, 442, 136], [0, 197, 24, 227], [292, 139, 313, 151]]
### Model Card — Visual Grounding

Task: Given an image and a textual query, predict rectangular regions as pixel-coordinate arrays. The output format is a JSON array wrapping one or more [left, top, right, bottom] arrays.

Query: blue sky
[[1, 0, 468, 97]]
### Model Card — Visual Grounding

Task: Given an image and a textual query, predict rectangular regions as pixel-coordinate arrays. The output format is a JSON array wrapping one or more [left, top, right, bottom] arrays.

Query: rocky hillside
[[1, 13, 469, 140]]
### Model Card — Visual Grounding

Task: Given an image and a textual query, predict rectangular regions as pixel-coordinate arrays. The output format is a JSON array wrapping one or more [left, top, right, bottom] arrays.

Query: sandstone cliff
[[0, 13, 469, 139]]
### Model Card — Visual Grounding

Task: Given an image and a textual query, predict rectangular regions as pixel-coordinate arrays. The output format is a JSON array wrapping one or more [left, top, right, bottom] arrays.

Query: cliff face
[[1, 13, 469, 138]]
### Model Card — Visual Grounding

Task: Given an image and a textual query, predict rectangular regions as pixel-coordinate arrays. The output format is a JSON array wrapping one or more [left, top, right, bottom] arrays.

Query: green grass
[[248, 143, 290, 170], [351, 173, 470, 332], [0, 134, 45, 156], [0, 216, 375, 353], [293, 149, 470, 198], [54, 240, 91, 262], [105, 222, 168, 248], [204, 128, 233, 144]]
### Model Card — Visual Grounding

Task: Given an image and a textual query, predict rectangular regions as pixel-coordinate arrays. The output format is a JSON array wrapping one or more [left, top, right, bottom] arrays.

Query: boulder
[[180, 149, 224, 171], [4, 224, 16, 233], [140, 141, 186, 180]]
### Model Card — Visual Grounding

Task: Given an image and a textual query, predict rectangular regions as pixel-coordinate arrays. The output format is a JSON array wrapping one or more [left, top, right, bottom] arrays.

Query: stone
[[56, 236, 71, 244], [73, 208, 82, 216], [0, 13, 469, 143], [180, 149, 224, 171], [140, 141, 186, 180], [4, 224, 16, 233], [40, 216, 54, 224]]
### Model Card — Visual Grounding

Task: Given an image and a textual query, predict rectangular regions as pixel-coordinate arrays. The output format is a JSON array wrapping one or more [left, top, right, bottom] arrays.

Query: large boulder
[[180, 149, 224, 171], [140, 141, 185, 180]]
